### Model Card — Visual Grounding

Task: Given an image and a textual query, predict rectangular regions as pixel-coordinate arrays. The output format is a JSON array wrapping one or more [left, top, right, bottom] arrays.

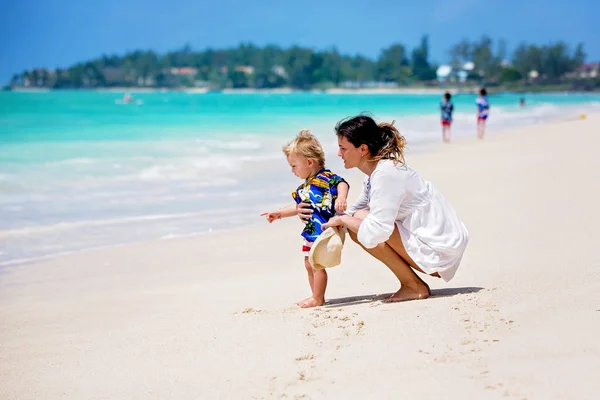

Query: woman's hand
[[296, 202, 313, 224], [322, 215, 345, 229]]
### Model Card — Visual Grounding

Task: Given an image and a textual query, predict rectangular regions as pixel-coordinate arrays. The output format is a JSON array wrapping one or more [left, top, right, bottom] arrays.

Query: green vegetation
[[9, 36, 598, 91]]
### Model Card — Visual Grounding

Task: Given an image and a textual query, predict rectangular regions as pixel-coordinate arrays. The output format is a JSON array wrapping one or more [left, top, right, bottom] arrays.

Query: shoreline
[[7, 86, 600, 95], [7, 86, 459, 94], [0, 111, 591, 270], [1, 109, 596, 270]]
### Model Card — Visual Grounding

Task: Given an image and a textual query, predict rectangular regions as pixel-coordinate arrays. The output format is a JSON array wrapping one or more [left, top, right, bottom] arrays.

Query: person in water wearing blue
[[261, 130, 349, 308], [476, 88, 490, 139], [440, 92, 454, 143]]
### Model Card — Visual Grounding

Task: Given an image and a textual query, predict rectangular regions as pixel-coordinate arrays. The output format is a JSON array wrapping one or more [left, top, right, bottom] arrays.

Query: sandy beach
[[1, 115, 599, 399]]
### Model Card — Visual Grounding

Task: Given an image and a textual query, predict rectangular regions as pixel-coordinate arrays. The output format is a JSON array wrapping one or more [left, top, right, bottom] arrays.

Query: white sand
[[1, 115, 599, 399]]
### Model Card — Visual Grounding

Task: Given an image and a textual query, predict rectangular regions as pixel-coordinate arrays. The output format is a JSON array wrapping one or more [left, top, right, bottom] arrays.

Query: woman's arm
[[324, 166, 406, 248], [346, 178, 369, 216], [323, 214, 363, 233], [356, 166, 406, 248]]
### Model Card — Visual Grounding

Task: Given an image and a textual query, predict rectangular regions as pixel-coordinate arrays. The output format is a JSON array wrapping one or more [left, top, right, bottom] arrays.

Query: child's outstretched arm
[[334, 181, 349, 213], [260, 203, 297, 223]]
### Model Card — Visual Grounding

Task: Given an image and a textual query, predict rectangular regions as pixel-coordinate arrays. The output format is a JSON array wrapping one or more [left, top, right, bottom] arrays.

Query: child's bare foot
[[298, 297, 324, 308]]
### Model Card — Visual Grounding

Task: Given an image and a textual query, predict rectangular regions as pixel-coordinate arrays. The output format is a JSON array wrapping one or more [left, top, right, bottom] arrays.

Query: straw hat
[[309, 227, 346, 270]]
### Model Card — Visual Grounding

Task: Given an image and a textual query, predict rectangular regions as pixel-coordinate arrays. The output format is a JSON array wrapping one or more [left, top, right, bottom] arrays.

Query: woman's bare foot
[[296, 296, 314, 306], [383, 285, 430, 302], [297, 297, 324, 308], [383, 275, 431, 303]]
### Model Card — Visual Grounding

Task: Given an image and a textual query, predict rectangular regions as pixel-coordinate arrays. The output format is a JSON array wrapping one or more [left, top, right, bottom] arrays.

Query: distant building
[[436, 65, 452, 82], [168, 67, 198, 76], [271, 65, 287, 78], [580, 63, 599, 78], [235, 66, 254, 75], [564, 63, 598, 79]]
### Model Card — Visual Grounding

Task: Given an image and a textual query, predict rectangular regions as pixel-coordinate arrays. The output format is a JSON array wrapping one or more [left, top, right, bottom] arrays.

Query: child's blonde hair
[[282, 130, 326, 168]]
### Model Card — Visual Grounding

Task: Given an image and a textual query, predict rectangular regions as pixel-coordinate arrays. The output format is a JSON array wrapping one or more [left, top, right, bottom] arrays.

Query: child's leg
[[297, 242, 316, 306], [304, 256, 315, 292], [310, 258, 327, 304], [297, 256, 327, 308]]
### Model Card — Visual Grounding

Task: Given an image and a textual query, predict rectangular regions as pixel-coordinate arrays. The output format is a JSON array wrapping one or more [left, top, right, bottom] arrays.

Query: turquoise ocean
[[1, 90, 600, 267]]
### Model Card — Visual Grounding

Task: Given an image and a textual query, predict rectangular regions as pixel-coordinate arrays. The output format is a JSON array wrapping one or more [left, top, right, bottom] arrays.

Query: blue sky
[[1, 0, 599, 84]]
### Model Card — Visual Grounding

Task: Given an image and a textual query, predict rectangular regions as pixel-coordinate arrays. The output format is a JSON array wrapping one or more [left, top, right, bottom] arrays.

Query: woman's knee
[[354, 209, 369, 219], [348, 209, 369, 243], [376, 242, 389, 251]]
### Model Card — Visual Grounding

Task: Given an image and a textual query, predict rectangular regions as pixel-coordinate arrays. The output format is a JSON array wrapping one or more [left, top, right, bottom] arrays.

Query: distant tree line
[[9, 36, 597, 90], [449, 37, 589, 83]]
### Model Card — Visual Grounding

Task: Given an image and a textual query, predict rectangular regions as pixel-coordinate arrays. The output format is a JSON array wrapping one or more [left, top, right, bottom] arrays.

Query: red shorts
[[441, 120, 451, 126], [478, 116, 488, 121], [302, 239, 313, 255]]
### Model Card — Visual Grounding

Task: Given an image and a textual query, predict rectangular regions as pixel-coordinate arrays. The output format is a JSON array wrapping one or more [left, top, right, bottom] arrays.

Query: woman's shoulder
[[375, 159, 410, 174], [371, 160, 415, 183]]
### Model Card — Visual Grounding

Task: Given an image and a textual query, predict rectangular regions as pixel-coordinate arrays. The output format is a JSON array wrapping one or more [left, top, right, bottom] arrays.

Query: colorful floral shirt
[[292, 169, 347, 242]]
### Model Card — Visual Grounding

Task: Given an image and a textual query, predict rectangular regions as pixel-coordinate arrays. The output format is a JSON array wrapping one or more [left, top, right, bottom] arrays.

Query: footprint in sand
[[295, 354, 316, 361], [306, 309, 366, 353], [235, 307, 263, 315], [311, 321, 326, 328]]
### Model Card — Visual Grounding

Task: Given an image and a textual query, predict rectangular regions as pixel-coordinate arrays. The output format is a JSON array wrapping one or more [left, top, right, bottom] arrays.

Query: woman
[[303, 115, 469, 302]]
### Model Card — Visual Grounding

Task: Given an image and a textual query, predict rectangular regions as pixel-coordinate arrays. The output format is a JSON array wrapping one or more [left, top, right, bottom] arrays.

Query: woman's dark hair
[[335, 115, 406, 165], [444, 92, 452, 100], [480, 88, 487, 96]]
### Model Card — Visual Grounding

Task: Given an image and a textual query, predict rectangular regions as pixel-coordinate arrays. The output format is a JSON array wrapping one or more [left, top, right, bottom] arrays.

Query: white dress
[[347, 159, 469, 281]]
